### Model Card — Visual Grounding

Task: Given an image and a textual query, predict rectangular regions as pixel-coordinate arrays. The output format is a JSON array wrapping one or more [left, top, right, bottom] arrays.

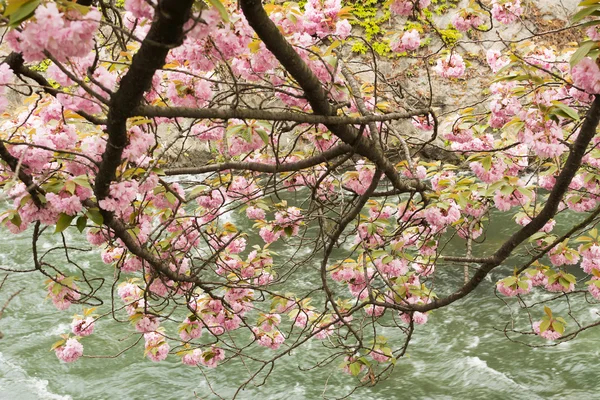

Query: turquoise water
[[1, 206, 599, 399]]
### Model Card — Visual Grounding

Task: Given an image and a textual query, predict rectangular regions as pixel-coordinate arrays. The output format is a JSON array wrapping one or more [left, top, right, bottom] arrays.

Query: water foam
[[0, 352, 72, 400]]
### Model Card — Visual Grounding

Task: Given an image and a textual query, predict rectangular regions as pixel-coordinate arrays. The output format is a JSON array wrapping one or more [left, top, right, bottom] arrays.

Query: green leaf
[[544, 305, 553, 318], [76, 216, 87, 233], [206, 0, 229, 22], [481, 156, 492, 171], [256, 128, 270, 145], [55, 213, 75, 233], [50, 339, 66, 351], [8, 0, 39, 26], [559, 277, 572, 289], [551, 101, 580, 121], [564, 273, 577, 284], [572, 4, 600, 22], [539, 319, 551, 333], [86, 209, 104, 225], [552, 320, 565, 335], [72, 175, 92, 189], [164, 191, 178, 205], [516, 186, 533, 199], [502, 276, 518, 286], [3, 0, 32, 16], [579, 0, 600, 7], [570, 41, 598, 67], [349, 362, 362, 376], [517, 280, 530, 290], [9, 212, 21, 228]]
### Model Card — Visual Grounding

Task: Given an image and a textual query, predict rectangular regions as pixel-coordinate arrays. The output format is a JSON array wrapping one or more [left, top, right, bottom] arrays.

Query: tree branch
[[164, 143, 352, 176], [238, 0, 424, 196], [410, 95, 600, 313], [133, 105, 429, 124]]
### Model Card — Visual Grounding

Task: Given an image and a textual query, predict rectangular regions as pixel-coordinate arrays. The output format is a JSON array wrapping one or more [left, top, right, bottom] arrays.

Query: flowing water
[[1, 204, 599, 400]]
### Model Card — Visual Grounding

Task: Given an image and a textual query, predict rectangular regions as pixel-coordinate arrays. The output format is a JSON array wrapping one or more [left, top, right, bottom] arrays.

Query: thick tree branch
[[239, 0, 424, 196], [95, 0, 194, 203], [411, 95, 600, 313], [3, 52, 106, 125], [133, 105, 430, 124], [164, 143, 352, 176]]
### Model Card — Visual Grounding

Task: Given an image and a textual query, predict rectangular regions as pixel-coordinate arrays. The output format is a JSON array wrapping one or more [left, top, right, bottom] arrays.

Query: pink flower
[[144, 332, 169, 362], [200, 346, 225, 368], [434, 53, 466, 78], [486, 49, 510, 73], [246, 206, 266, 220], [532, 321, 562, 340], [400, 311, 428, 325], [571, 57, 600, 94], [125, 0, 155, 20], [71, 316, 95, 337], [491, 0, 522, 24], [181, 349, 203, 366], [335, 20, 352, 39], [496, 277, 531, 296], [47, 276, 80, 311], [370, 350, 390, 363], [588, 279, 600, 300], [179, 317, 203, 341], [55, 338, 84, 363], [587, 26, 600, 41], [452, 12, 483, 32], [259, 226, 282, 244], [136, 315, 160, 333], [391, 29, 420, 53]]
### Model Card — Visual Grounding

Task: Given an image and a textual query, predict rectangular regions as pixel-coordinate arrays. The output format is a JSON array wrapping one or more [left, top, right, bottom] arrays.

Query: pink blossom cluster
[[587, 26, 600, 41], [55, 337, 84, 363], [369, 348, 391, 363], [491, 0, 523, 25], [0, 64, 14, 113], [515, 214, 555, 233], [179, 317, 203, 341], [579, 244, 600, 274], [302, 0, 349, 39], [496, 276, 532, 296], [451, 11, 483, 32], [390, 0, 430, 16], [166, 72, 213, 109], [412, 114, 434, 131], [469, 159, 507, 183], [571, 57, 600, 94], [252, 327, 286, 350], [47, 276, 81, 310], [532, 321, 562, 340], [398, 295, 430, 325], [344, 161, 375, 195], [493, 183, 530, 211], [486, 49, 510, 73], [71, 316, 95, 337], [144, 332, 169, 362], [98, 180, 139, 213], [7, 3, 101, 62], [434, 53, 466, 79], [125, 0, 155, 20], [188, 294, 245, 336], [181, 346, 225, 368], [390, 30, 421, 53], [423, 201, 461, 230], [246, 206, 266, 220], [588, 278, 600, 300]]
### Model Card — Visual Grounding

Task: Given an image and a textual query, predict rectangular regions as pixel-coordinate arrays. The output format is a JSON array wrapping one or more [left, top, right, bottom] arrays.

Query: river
[[1, 203, 599, 400]]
